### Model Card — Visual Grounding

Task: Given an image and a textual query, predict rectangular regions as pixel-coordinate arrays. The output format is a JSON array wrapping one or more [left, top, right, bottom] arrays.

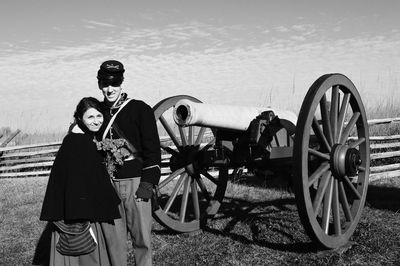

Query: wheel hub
[[330, 144, 362, 178], [169, 145, 202, 175]]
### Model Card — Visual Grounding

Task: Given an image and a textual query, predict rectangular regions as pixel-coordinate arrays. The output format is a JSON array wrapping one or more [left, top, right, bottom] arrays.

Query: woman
[[39, 97, 125, 266]]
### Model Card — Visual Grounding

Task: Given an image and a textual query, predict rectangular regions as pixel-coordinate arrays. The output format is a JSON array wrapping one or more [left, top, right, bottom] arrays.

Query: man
[[97, 60, 161, 266]]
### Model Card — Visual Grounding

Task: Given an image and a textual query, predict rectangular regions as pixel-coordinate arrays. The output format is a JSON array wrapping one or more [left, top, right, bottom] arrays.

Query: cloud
[[1, 18, 400, 132], [84, 20, 118, 28], [333, 26, 341, 32], [292, 24, 317, 35], [84, 25, 96, 29], [275, 26, 290, 33], [290, 35, 306, 41], [52, 26, 62, 32]]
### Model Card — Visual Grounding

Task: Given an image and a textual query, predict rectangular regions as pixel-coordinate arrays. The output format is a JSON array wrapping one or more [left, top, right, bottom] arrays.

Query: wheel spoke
[[337, 93, 351, 141], [332, 179, 341, 235], [160, 143, 179, 155], [179, 175, 191, 222], [312, 117, 331, 152], [200, 138, 216, 151], [188, 126, 194, 145], [286, 131, 292, 146], [195, 177, 211, 202], [158, 168, 185, 189], [349, 137, 365, 149], [201, 170, 219, 185], [308, 162, 330, 187], [308, 148, 330, 160], [274, 134, 280, 147], [160, 115, 181, 147], [195, 127, 207, 145], [179, 127, 188, 146], [164, 173, 187, 213], [343, 175, 362, 200], [321, 177, 334, 234], [338, 181, 353, 222], [313, 171, 332, 214], [330, 86, 339, 143], [339, 112, 360, 144], [191, 178, 200, 220], [320, 94, 334, 146]]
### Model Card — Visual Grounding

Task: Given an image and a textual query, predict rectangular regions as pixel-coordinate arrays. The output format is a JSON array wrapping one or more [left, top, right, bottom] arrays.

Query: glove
[[135, 182, 153, 202]]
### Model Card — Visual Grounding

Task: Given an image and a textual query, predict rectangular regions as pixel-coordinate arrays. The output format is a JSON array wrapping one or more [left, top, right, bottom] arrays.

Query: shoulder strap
[[102, 99, 133, 140], [112, 123, 139, 154]]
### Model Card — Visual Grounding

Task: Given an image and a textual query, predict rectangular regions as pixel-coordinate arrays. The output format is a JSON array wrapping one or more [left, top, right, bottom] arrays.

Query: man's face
[[101, 85, 122, 104]]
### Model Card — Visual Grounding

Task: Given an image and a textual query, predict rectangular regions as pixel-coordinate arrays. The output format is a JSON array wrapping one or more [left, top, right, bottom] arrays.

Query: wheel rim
[[153, 95, 228, 232], [293, 74, 370, 248]]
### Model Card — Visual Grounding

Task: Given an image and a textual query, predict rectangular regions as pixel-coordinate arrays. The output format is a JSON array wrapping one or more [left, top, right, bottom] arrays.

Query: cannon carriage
[[151, 73, 370, 249]]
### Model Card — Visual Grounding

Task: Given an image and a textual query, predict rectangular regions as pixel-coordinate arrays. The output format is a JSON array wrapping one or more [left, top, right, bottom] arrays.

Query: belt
[[124, 152, 143, 162]]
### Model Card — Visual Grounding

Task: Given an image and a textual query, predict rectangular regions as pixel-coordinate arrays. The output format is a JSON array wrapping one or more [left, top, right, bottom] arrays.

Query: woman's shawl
[[40, 133, 121, 222]]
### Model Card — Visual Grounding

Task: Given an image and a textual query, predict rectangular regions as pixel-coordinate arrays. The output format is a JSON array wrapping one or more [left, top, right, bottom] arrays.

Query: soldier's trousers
[[113, 177, 153, 266]]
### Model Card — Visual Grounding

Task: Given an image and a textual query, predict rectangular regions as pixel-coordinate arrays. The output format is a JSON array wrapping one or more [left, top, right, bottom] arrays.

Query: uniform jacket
[[100, 96, 161, 185]]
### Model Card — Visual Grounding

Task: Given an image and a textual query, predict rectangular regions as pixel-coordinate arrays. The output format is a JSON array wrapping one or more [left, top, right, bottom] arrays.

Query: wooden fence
[[0, 118, 399, 181]]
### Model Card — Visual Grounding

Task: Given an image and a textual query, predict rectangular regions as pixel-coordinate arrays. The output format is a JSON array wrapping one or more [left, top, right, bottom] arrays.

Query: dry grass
[[0, 177, 47, 265], [366, 98, 400, 136], [152, 177, 400, 266], [0, 127, 66, 146], [0, 99, 399, 265], [0, 176, 399, 265]]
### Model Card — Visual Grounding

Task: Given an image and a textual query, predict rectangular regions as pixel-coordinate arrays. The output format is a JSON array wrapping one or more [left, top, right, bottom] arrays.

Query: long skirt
[[49, 221, 126, 266]]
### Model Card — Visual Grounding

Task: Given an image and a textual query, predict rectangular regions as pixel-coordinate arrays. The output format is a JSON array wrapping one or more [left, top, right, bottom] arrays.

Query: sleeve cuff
[[141, 165, 161, 185]]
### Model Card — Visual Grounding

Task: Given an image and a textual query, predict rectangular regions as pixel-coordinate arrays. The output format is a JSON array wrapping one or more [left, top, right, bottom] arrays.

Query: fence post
[[0, 129, 21, 148]]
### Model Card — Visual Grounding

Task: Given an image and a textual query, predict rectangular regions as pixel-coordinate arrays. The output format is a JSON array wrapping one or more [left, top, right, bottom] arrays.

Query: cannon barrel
[[173, 99, 297, 134]]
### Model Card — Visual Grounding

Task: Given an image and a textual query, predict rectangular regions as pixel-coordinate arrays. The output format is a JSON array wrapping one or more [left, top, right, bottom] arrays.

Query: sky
[[0, 0, 399, 133]]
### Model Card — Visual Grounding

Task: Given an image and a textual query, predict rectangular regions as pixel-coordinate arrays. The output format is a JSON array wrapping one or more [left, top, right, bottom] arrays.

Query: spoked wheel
[[152, 95, 229, 233], [293, 73, 370, 248]]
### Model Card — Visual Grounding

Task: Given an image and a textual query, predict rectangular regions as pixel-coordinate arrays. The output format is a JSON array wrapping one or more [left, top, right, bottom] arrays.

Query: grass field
[[0, 99, 399, 265], [0, 175, 399, 266]]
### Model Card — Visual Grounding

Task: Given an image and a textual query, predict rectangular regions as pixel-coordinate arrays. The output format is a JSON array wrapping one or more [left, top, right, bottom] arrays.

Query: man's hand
[[135, 181, 153, 202]]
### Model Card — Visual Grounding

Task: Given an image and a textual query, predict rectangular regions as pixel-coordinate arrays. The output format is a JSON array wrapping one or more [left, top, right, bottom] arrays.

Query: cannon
[[152, 73, 370, 249]]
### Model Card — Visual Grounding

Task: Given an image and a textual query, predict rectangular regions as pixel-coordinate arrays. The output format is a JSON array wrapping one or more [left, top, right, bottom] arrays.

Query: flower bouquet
[[94, 138, 131, 179]]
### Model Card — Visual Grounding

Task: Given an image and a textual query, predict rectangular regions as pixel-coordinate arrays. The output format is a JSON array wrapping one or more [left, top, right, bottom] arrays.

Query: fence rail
[[368, 134, 400, 181], [1, 118, 399, 180]]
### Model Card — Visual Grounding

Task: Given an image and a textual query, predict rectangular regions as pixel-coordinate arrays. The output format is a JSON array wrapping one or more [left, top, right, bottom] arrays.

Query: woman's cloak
[[40, 133, 121, 222]]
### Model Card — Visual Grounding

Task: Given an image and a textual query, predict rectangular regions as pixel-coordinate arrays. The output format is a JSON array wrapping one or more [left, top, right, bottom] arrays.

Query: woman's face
[[81, 108, 104, 132]]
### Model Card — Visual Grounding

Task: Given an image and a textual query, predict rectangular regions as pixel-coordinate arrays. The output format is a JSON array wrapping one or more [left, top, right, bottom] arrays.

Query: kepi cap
[[97, 60, 125, 80]]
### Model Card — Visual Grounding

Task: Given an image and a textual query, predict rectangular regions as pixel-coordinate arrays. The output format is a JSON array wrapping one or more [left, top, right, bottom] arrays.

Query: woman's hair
[[74, 97, 102, 120], [73, 97, 103, 131]]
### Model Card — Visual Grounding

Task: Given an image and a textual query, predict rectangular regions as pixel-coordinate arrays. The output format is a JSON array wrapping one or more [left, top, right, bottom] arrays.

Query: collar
[[69, 123, 98, 139], [110, 93, 128, 110], [69, 124, 84, 134]]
